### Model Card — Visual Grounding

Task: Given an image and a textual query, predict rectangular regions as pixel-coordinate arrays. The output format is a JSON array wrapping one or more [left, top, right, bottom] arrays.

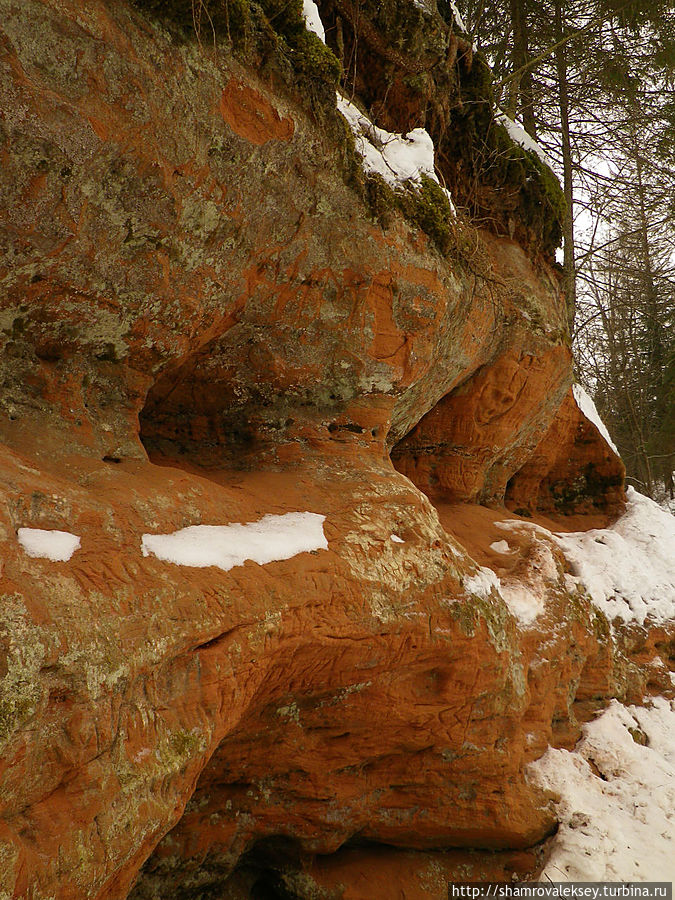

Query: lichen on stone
[[0, 594, 48, 750]]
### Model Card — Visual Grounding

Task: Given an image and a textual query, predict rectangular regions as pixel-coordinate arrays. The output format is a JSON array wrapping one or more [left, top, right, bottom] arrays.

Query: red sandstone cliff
[[0, 1, 671, 897]]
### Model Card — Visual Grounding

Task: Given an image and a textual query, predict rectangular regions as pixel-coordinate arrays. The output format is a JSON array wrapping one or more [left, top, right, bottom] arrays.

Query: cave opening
[[137, 336, 265, 470]]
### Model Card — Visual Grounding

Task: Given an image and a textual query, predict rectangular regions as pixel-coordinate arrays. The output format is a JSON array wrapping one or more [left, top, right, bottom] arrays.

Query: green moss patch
[[132, 0, 564, 256], [131, 0, 341, 120], [399, 175, 455, 255], [492, 123, 565, 250]]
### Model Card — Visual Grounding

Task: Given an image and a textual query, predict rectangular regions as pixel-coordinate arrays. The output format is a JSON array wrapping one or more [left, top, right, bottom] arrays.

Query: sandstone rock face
[[392, 381, 626, 516], [391, 343, 571, 505], [505, 389, 626, 517], [0, 1, 645, 898]]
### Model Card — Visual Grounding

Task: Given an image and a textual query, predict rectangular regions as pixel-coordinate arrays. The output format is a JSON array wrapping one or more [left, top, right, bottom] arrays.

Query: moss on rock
[[131, 0, 341, 119], [399, 175, 455, 255], [130, 0, 564, 257], [321, 0, 563, 256]]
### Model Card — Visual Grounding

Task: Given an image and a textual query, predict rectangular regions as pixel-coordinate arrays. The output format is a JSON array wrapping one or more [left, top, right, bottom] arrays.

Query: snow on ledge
[[529, 698, 675, 880], [465, 565, 544, 626], [464, 548, 549, 627], [141, 512, 328, 571], [573, 383, 619, 455], [465, 562, 542, 624], [18, 527, 81, 562], [302, 0, 325, 43], [336, 94, 455, 211], [495, 109, 553, 170], [412, 0, 467, 32], [464, 565, 500, 600]]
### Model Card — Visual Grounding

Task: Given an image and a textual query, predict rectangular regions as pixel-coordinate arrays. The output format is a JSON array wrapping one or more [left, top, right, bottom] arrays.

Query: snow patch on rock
[[573, 383, 619, 454], [17, 527, 81, 562], [489, 539, 511, 554], [465, 564, 542, 626], [142, 512, 328, 571], [337, 94, 455, 211], [302, 0, 325, 42], [498, 581, 545, 625], [464, 565, 501, 599], [495, 109, 553, 169]]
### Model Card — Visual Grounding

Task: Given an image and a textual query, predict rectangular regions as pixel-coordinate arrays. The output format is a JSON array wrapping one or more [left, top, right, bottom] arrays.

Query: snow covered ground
[[549, 386, 674, 625], [469, 481, 675, 628], [141, 512, 327, 571], [530, 698, 675, 881], [491, 485, 675, 628], [552, 487, 675, 625], [490, 385, 675, 628], [520, 388, 675, 881]]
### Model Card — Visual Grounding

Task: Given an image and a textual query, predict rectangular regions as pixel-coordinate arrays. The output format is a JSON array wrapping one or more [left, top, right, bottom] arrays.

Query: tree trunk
[[508, 0, 537, 137], [554, 0, 576, 335]]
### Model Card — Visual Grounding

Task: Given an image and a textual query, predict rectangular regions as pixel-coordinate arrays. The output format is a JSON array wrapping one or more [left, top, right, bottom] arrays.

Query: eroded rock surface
[[505, 388, 626, 517], [0, 1, 658, 898]]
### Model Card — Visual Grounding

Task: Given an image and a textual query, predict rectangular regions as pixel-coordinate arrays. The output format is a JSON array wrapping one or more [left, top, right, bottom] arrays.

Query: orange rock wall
[[0, 1, 638, 898], [392, 345, 571, 505], [505, 390, 626, 516]]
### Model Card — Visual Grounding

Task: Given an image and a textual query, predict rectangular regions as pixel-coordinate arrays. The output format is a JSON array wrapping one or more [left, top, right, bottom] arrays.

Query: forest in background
[[457, 0, 675, 507]]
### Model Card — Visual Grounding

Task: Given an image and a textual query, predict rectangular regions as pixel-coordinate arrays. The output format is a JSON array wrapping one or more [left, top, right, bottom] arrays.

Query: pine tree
[[458, 0, 675, 503]]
